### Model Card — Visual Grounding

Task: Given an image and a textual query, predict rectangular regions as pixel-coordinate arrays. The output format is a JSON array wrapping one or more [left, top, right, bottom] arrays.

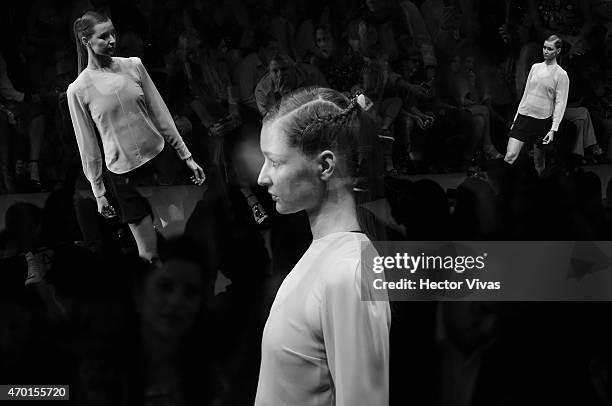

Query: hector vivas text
[[371, 252, 501, 292]]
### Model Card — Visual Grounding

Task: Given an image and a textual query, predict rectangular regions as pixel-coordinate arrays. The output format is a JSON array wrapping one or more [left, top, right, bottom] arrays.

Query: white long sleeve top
[[255, 231, 391, 406], [67, 57, 191, 197], [515, 62, 570, 132]]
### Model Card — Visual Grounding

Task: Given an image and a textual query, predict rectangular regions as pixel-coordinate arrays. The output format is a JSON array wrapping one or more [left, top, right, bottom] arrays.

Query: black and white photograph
[[2, 0, 612, 404]]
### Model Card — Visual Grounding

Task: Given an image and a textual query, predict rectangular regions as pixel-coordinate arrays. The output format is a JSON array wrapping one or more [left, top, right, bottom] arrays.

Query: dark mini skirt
[[103, 145, 182, 224], [508, 114, 553, 145]]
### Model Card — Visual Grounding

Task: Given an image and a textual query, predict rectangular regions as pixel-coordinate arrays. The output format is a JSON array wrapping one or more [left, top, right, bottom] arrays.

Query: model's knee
[[504, 152, 518, 164]]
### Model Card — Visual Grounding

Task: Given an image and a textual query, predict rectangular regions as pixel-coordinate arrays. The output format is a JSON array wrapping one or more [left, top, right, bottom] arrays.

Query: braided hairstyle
[[73, 11, 110, 74], [263, 87, 384, 239], [264, 87, 380, 177]]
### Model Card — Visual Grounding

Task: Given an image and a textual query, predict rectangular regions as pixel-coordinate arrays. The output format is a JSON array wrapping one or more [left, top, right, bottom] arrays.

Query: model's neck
[[544, 58, 557, 66], [87, 51, 113, 70], [307, 185, 361, 240]]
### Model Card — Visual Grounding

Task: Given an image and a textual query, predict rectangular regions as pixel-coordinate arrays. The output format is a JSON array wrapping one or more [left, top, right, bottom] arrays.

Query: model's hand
[[542, 131, 555, 145], [185, 157, 205, 186], [96, 195, 116, 219]]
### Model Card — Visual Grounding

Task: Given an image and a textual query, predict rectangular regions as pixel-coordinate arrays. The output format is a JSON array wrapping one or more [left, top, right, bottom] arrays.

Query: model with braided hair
[[255, 87, 390, 405]]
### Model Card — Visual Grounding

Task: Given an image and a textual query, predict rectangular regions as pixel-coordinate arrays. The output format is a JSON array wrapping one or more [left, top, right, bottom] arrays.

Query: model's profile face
[[85, 20, 116, 57], [139, 259, 204, 338], [258, 121, 323, 214], [543, 40, 560, 61]]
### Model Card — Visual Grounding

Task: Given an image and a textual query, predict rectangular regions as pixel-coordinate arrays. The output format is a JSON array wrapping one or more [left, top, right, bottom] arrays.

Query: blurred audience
[[1, 2, 612, 405]]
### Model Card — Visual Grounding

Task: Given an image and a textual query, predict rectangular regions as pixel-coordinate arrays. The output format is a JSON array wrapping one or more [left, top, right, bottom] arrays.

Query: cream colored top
[[515, 62, 570, 132], [67, 57, 191, 197], [255, 231, 391, 406]]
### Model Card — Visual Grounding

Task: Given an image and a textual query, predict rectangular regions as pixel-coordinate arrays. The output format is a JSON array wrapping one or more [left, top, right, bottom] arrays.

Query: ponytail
[[72, 11, 110, 74], [73, 18, 86, 74]]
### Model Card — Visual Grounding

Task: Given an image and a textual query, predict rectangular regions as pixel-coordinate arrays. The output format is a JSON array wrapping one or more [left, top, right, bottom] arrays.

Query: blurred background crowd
[[1, 0, 612, 194], [3, 0, 612, 405]]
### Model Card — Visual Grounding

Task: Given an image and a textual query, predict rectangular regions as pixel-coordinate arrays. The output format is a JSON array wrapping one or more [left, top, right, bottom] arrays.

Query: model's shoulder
[[68, 71, 89, 94], [111, 56, 142, 70], [319, 233, 368, 281]]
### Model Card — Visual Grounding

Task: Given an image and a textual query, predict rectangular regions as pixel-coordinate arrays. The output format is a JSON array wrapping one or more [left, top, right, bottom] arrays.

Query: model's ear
[[81, 36, 89, 47], [318, 150, 336, 181]]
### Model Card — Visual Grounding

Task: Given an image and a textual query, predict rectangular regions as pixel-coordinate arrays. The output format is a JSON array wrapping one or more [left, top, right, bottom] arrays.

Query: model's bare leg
[[504, 137, 524, 164], [128, 215, 158, 262]]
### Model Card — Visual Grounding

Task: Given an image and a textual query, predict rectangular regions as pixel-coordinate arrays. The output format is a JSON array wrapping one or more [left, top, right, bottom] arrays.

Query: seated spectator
[[562, 61, 607, 163], [397, 48, 462, 172], [564, 106, 604, 162], [585, 69, 612, 163], [150, 0, 196, 55], [167, 28, 271, 227], [310, 25, 364, 93], [420, 0, 482, 62], [233, 32, 281, 115], [25, 0, 69, 91], [0, 52, 47, 191], [528, 0, 593, 58], [268, 0, 298, 59], [254, 53, 328, 116], [357, 52, 405, 174], [350, 0, 437, 77], [445, 51, 504, 164], [167, 29, 241, 135]]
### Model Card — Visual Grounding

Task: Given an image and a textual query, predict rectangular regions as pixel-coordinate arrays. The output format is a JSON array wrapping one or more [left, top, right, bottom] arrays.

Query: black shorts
[[103, 145, 183, 224], [509, 114, 552, 145]]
